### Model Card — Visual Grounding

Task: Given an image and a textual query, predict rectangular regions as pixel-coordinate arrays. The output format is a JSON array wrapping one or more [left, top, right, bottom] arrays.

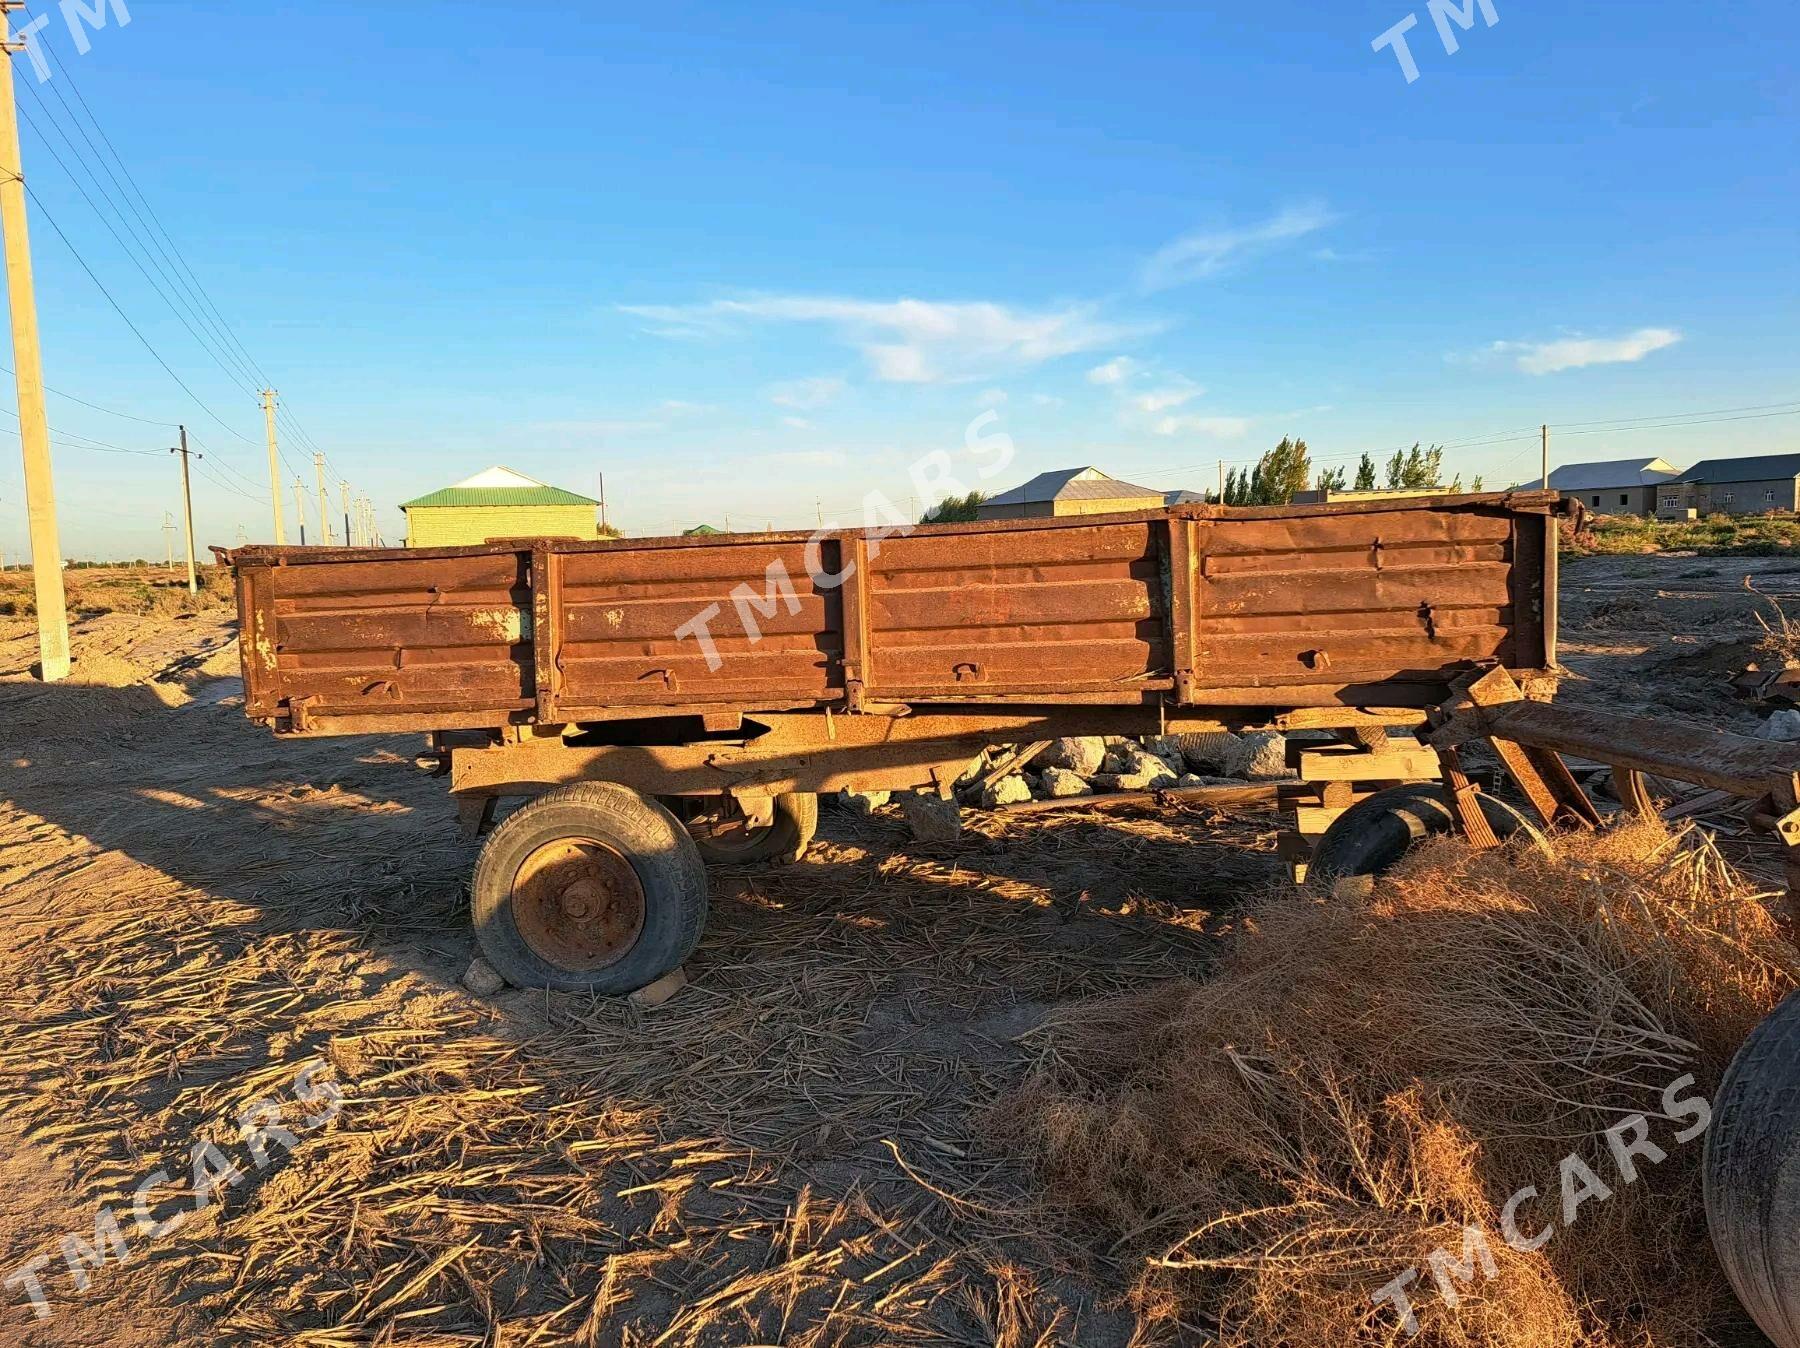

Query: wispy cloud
[[1134, 378, 1203, 414], [976, 387, 1008, 407], [768, 376, 846, 409], [1479, 327, 1684, 375], [1087, 356, 1136, 385], [621, 296, 1151, 384], [780, 415, 813, 430], [1153, 413, 1253, 439], [1140, 202, 1337, 292]]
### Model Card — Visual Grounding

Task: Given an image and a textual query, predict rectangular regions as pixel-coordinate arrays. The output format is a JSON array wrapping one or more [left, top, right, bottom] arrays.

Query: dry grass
[[4, 604, 1793, 1346], [1745, 576, 1800, 666], [1000, 818, 1798, 1347]]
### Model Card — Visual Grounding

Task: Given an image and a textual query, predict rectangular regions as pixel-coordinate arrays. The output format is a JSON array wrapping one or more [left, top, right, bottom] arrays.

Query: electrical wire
[[20, 29, 343, 480], [23, 181, 261, 447]]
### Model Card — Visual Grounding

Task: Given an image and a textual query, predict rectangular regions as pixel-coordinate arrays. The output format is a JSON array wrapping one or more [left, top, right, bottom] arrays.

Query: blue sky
[[0, 0, 1795, 558]]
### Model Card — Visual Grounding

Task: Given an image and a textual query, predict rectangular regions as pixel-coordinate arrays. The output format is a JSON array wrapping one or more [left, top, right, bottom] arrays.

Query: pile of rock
[[974, 729, 1294, 809], [835, 729, 1298, 843]]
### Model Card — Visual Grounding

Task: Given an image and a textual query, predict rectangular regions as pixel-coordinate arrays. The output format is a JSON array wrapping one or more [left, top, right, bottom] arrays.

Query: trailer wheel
[[663, 792, 818, 865], [1308, 783, 1538, 880], [471, 783, 707, 994], [1705, 991, 1800, 1348]]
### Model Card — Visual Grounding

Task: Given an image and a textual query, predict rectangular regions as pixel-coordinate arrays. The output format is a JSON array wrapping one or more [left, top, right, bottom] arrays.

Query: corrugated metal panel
[[1193, 507, 1519, 686], [231, 495, 1558, 733], [864, 521, 1166, 697], [551, 539, 841, 711], [240, 551, 534, 723]]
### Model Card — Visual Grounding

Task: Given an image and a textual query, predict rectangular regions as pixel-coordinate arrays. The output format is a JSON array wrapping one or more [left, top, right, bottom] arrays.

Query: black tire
[[471, 782, 707, 994], [1308, 783, 1537, 880], [1705, 991, 1800, 1348], [663, 792, 819, 865]]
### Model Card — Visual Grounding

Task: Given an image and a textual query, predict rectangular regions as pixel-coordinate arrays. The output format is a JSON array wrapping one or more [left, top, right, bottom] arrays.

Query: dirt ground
[[0, 552, 1787, 1346]]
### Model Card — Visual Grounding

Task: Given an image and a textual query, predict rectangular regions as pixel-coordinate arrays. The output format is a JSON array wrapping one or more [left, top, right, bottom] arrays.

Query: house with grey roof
[[976, 467, 1169, 520], [1659, 452, 1800, 518], [1516, 457, 1682, 517]]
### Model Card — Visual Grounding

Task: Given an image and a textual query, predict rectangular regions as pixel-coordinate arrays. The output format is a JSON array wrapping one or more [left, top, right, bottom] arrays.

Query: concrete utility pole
[[0, 4, 69, 681], [162, 510, 175, 572], [170, 426, 199, 593], [1541, 424, 1550, 490], [292, 476, 308, 546], [340, 480, 351, 547], [261, 389, 285, 543], [314, 453, 333, 545], [1218, 459, 1225, 501]]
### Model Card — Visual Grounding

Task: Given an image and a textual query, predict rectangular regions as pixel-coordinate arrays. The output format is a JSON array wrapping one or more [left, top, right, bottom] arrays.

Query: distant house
[[977, 467, 1168, 520], [1660, 453, 1800, 518], [1517, 457, 1683, 517], [401, 467, 601, 547], [683, 524, 722, 536]]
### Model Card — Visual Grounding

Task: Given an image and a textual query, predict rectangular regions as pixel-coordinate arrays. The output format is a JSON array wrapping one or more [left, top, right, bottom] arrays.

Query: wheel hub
[[512, 837, 646, 972]]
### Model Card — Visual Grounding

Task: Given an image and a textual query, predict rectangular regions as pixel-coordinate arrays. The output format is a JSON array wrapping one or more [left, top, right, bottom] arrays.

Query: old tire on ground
[[472, 783, 707, 994], [1705, 991, 1800, 1348], [1308, 783, 1537, 880], [663, 792, 818, 865]]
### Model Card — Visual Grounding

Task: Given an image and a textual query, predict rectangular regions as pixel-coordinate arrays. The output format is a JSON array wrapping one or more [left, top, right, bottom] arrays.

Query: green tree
[[1354, 452, 1377, 491], [1316, 466, 1348, 493], [921, 490, 987, 523], [1246, 437, 1311, 505], [1385, 442, 1446, 490], [1471, 475, 1485, 492]]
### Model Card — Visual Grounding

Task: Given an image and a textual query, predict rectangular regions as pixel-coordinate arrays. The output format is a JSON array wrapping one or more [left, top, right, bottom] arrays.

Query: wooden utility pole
[[261, 389, 285, 543], [292, 476, 307, 545], [313, 452, 333, 545], [0, 4, 69, 680], [1541, 424, 1550, 490], [170, 426, 199, 593]]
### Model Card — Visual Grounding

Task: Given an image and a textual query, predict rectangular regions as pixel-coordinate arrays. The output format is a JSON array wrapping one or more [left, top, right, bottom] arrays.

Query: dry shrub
[[1002, 818, 1799, 1347], [1746, 576, 1800, 666]]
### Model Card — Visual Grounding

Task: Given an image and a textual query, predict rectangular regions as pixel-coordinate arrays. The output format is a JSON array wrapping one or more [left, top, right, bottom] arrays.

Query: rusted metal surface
[[1433, 666, 1800, 802], [229, 493, 1563, 739], [446, 707, 1418, 803], [511, 837, 646, 971]]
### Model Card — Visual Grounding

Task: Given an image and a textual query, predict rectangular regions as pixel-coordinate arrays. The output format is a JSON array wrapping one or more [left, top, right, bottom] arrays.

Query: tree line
[[1216, 438, 1481, 506]]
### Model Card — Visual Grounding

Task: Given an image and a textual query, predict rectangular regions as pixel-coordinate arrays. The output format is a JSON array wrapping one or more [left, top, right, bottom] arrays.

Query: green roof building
[[401, 467, 600, 547]]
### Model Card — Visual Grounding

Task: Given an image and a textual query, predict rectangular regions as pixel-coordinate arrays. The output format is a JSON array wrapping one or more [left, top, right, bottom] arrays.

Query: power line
[[23, 180, 262, 449], [16, 96, 276, 417], [20, 30, 342, 487], [0, 359, 178, 426], [29, 24, 279, 393]]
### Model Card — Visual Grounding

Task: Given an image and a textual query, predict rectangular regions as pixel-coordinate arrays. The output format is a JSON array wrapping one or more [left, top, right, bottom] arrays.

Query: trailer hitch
[[1430, 665, 1800, 942]]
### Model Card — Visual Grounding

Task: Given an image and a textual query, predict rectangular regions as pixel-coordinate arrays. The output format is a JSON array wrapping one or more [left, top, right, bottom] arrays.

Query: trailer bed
[[227, 492, 1562, 737]]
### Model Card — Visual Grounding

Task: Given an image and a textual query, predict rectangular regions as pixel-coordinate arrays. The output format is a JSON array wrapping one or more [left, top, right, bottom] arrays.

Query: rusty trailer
[[224, 489, 1800, 1348], [222, 487, 1800, 994]]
